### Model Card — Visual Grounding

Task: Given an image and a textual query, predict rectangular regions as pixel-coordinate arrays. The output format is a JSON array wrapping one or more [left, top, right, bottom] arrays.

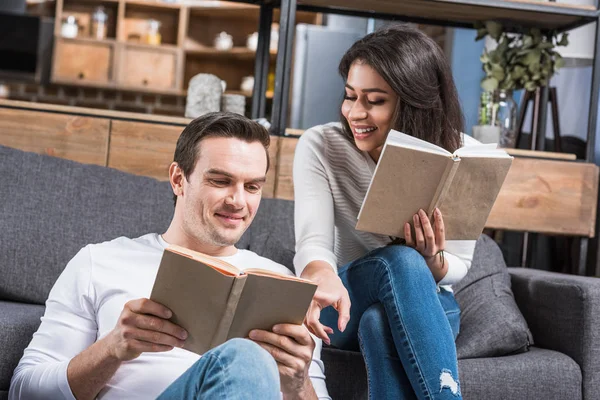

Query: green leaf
[[523, 49, 542, 66], [489, 50, 502, 64], [554, 55, 566, 70], [485, 21, 504, 41], [525, 81, 537, 91], [557, 33, 569, 47], [522, 35, 534, 49], [511, 65, 526, 79], [491, 64, 506, 81], [475, 27, 488, 41], [537, 41, 554, 50], [530, 28, 542, 45], [481, 77, 499, 91]]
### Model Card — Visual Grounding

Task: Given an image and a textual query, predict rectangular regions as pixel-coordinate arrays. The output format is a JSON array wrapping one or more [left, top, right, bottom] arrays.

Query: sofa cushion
[[454, 234, 533, 358], [0, 145, 175, 305], [0, 301, 45, 391], [459, 347, 581, 400]]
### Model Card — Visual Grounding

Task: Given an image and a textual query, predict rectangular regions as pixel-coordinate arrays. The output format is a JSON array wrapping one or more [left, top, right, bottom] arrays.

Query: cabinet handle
[[142, 79, 149, 86], [78, 72, 85, 79]]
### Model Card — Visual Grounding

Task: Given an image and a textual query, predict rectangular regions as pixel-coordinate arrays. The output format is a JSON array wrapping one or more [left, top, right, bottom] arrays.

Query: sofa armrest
[[508, 267, 600, 400], [0, 301, 45, 392]]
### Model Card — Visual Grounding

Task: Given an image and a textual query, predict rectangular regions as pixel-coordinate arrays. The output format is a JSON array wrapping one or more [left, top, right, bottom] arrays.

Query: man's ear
[[169, 162, 184, 196]]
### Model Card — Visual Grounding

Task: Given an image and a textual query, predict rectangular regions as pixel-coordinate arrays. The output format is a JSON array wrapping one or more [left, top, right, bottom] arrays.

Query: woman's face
[[341, 61, 398, 162]]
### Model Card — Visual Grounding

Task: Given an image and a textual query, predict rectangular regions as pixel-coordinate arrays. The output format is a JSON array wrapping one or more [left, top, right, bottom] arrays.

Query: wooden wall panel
[[486, 158, 599, 237], [0, 108, 109, 166], [108, 120, 184, 180], [275, 137, 299, 201]]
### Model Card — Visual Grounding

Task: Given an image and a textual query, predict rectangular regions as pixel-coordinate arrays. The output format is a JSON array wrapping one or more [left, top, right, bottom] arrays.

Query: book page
[[357, 143, 454, 237], [150, 250, 236, 355], [454, 143, 512, 158], [227, 274, 317, 341], [244, 268, 315, 283], [167, 244, 240, 276], [437, 156, 513, 239], [386, 130, 451, 156]]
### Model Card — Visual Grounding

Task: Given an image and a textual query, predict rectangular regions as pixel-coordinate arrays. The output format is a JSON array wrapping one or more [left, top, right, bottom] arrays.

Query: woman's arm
[[293, 128, 351, 342]]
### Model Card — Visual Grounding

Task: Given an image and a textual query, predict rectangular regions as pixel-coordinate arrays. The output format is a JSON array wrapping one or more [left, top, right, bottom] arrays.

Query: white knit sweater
[[292, 123, 477, 287]]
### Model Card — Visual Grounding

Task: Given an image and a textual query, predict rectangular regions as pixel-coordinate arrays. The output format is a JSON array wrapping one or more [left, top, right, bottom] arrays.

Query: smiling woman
[[293, 24, 475, 400]]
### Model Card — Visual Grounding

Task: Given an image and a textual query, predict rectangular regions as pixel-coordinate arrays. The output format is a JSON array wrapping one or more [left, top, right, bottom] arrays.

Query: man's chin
[[211, 229, 245, 246]]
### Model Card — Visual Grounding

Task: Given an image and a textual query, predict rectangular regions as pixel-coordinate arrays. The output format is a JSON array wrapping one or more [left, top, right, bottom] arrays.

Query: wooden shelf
[[296, 0, 598, 32], [225, 90, 273, 99], [185, 46, 276, 60], [52, 0, 320, 101], [53, 76, 187, 96], [122, 41, 179, 51], [57, 36, 117, 45], [124, 0, 182, 10]]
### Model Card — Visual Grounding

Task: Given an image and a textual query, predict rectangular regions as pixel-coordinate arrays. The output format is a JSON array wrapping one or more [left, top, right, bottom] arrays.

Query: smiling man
[[9, 112, 330, 400]]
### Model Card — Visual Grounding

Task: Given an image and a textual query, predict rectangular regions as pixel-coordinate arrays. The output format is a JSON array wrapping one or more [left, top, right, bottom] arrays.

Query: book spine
[[427, 157, 460, 216], [209, 274, 248, 349]]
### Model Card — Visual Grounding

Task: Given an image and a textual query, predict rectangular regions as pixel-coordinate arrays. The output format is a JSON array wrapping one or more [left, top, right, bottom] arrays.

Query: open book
[[356, 130, 513, 240], [150, 245, 317, 355]]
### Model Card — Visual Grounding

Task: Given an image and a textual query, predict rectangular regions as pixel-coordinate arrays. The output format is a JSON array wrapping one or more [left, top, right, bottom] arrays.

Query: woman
[[293, 24, 477, 400]]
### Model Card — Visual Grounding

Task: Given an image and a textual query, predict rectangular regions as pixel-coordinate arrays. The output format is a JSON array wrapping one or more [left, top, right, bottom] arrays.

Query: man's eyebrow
[[205, 168, 266, 183], [249, 176, 267, 184], [205, 168, 234, 177], [345, 84, 388, 94]]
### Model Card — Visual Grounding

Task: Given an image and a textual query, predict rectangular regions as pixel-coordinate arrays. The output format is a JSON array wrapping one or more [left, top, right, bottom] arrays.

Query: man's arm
[[66, 299, 187, 400], [250, 324, 331, 400], [9, 248, 187, 400]]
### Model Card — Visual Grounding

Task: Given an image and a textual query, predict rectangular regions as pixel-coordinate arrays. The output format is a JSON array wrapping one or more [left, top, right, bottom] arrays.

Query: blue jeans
[[157, 338, 281, 400], [321, 245, 462, 400]]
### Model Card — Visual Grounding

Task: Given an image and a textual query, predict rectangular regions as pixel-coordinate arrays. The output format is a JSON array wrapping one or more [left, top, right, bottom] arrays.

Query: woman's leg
[[358, 303, 417, 400], [157, 338, 280, 400], [321, 245, 462, 400]]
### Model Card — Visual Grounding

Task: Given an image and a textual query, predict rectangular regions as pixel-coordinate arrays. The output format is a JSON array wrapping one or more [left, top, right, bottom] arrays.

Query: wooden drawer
[[53, 40, 113, 83], [118, 46, 177, 90]]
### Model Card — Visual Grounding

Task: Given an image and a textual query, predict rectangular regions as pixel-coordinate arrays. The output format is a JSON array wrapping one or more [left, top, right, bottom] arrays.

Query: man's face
[[177, 137, 267, 247]]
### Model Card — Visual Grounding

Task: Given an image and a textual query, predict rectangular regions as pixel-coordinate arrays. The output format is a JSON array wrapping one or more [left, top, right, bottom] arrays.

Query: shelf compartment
[[183, 55, 254, 94], [52, 38, 114, 83], [60, 0, 119, 39], [117, 44, 179, 91], [121, 1, 180, 45]]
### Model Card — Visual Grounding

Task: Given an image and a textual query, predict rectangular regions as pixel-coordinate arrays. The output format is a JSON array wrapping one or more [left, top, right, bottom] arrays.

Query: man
[[9, 113, 330, 400]]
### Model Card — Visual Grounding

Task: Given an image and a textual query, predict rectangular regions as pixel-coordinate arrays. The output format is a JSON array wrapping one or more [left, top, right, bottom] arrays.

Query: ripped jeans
[[320, 245, 462, 400]]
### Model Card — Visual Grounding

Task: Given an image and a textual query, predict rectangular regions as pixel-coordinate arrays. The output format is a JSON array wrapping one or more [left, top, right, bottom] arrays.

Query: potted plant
[[473, 21, 569, 147], [475, 21, 569, 92]]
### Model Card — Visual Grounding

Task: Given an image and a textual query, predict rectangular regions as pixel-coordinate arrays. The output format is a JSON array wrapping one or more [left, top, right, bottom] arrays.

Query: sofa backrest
[[0, 145, 295, 305]]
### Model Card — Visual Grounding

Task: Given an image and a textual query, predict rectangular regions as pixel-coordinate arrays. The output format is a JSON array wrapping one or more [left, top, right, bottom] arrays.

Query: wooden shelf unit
[[51, 0, 319, 99]]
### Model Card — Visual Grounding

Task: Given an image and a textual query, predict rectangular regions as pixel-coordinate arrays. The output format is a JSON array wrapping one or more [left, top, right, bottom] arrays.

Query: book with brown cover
[[150, 245, 317, 355], [356, 130, 513, 240]]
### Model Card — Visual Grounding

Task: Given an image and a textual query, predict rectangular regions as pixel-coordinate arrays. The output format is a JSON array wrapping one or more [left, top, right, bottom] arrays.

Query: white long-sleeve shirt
[[293, 123, 477, 288], [9, 233, 330, 400]]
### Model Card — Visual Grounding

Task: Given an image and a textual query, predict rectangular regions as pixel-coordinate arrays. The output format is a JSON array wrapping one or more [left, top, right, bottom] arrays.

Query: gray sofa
[[1, 144, 599, 400]]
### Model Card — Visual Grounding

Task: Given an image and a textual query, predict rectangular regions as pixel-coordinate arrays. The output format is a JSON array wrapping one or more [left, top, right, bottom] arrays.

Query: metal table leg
[[270, 0, 297, 136], [251, 4, 273, 120]]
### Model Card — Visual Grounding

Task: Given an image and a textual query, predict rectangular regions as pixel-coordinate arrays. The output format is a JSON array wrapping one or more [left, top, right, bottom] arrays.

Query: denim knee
[[214, 338, 279, 382], [358, 303, 389, 340], [368, 246, 430, 277]]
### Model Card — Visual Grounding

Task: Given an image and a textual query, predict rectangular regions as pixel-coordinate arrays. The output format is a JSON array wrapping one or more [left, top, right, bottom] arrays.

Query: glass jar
[[146, 19, 162, 45], [493, 89, 518, 148], [61, 15, 79, 38], [92, 6, 108, 40]]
